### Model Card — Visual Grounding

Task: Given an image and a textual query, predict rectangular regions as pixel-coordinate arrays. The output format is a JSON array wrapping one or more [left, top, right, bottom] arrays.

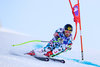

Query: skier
[[27, 24, 73, 57]]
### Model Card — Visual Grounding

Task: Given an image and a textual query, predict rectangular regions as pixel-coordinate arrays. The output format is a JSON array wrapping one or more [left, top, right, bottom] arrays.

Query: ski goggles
[[65, 30, 72, 34]]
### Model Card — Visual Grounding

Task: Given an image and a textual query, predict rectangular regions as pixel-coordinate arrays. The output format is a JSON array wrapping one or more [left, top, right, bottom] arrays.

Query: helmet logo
[[68, 27, 71, 30]]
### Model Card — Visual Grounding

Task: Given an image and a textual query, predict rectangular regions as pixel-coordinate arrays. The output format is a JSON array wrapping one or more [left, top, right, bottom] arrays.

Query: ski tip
[[45, 58, 49, 61], [61, 60, 65, 63]]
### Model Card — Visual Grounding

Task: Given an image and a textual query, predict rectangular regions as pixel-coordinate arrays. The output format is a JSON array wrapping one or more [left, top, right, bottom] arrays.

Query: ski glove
[[66, 45, 72, 50], [58, 38, 63, 44]]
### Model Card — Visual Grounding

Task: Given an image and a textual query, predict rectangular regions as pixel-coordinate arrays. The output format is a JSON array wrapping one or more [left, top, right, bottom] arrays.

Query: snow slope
[[0, 28, 100, 67]]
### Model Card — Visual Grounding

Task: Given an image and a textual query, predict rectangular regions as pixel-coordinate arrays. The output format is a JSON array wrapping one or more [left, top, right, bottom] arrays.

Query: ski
[[25, 50, 65, 63], [33, 56, 65, 63], [34, 56, 49, 61], [49, 57, 65, 63]]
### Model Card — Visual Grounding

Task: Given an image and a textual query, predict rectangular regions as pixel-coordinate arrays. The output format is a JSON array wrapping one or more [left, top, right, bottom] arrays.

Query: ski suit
[[44, 28, 72, 57]]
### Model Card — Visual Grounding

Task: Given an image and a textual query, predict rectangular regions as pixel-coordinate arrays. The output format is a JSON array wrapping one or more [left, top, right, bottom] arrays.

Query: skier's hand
[[58, 38, 63, 44], [66, 45, 72, 50]]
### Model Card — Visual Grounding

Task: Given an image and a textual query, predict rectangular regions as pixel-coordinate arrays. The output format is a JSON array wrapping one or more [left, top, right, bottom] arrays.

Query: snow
[[0, 28, 100, 67]]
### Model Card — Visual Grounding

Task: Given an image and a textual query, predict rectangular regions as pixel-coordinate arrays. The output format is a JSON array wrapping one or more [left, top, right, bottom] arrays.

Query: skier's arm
[[66, 40, 72, 50], [53, 28, 64, 39], [53, 32, 60, 40], [63, 37, 72, 51], [53, 32, 63, 44]]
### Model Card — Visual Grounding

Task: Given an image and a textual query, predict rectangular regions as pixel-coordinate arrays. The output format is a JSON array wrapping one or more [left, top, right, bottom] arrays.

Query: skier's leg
[[34, 41, 54, 57]]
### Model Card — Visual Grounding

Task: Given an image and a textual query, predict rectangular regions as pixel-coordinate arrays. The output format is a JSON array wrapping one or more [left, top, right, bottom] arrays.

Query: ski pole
[[12, 40, 58, 47]]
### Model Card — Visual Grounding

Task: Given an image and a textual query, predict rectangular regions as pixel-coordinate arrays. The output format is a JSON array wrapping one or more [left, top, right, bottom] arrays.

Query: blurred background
[[0, 0, 100, 48]]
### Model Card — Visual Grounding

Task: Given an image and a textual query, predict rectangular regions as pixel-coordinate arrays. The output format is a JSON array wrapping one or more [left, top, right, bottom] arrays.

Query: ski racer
[[27, 24, 73, 57]]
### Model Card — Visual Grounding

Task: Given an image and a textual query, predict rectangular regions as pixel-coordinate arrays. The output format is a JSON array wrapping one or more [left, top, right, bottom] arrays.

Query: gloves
[[58, 38, 63, 44], [66, 45, 72, 50]]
